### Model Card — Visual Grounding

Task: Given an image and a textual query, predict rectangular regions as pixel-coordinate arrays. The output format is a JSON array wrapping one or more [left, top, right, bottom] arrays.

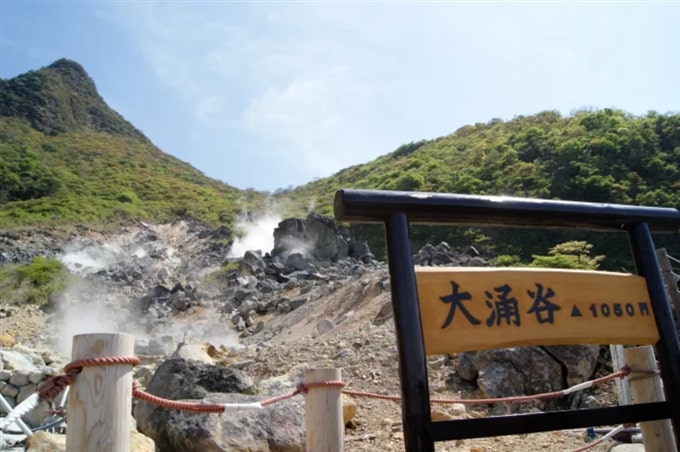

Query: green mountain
[[0, 59, 264, 229], [2, 59, 678, 269], [277, 109, 680, 268]]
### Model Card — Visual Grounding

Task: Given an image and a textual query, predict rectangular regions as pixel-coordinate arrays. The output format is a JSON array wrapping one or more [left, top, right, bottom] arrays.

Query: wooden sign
[[416, 267, 659, 355]]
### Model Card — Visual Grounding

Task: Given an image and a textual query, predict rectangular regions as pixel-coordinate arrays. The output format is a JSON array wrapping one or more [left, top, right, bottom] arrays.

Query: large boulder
[[273, 214, 353, 262], [543, 345, 601, 386], [134, 359, 304, 451], [454, 345, 601, 410], [471, 347, 563, 398], [413, 242, 488, 267]]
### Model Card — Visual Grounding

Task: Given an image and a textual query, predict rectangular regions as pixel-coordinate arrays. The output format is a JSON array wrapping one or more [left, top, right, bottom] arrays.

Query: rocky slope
[[0, 217, 637, 451]]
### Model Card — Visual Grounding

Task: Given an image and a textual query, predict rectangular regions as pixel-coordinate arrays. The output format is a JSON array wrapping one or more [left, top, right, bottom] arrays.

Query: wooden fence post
[[66, 333, 135, 452], [304, 368, 343, 452], [610, 345, 632, 405], [623, 345, 678, 452]]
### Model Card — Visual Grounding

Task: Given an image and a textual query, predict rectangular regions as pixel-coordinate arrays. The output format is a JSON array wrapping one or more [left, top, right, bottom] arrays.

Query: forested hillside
[[278, 109, 680, 269], [1, 60, 677, 269], [0, 59, 264, 229]]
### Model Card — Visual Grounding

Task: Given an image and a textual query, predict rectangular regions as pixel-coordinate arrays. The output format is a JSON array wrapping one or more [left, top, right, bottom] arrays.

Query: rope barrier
[[31, 357, 644, 413], [36, 356, 140, 401], [346, 367, 630, 406], [5, 354, 656, 451]]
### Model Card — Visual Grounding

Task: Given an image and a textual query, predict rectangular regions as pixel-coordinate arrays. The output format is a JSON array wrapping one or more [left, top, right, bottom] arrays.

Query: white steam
[[52, 225, 245, 356], [52, 298, 129, 356], [53, 241, 146, 354], [58, 244, 119, 273], [278, 236, 312, 258], [228, 214, 282, 257]]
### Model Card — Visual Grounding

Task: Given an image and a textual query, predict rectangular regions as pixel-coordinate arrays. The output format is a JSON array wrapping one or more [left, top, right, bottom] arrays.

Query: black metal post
[[384, 213, 434, 451], [628, 222, 680, 448]]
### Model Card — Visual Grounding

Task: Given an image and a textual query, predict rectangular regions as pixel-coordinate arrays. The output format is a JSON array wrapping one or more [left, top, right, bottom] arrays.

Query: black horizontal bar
[[431, 402, 677, 441], [334, 189, 680, 232]]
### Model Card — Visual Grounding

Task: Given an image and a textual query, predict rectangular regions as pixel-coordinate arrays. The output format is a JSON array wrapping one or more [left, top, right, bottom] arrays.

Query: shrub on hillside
[[0, 256, 69, 306]]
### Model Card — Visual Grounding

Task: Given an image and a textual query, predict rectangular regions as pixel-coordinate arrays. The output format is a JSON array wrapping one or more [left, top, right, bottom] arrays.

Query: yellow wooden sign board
[[415, 267, 659, 355]]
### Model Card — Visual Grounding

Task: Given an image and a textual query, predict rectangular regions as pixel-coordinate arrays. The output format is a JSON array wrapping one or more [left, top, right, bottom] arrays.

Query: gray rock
[[29, 371, 44, 384], [9, 370, 30, 387], [136, 336, 176, 356], [477, 360, 526, 398], [305, 213, 349, 261], [454, 352, 478, 382], [17, 383, 37, 402], [238, 260, 259, 277], [289, 296, 310, 311], [413, 242, 489, 267], [230, 311, 241, 325], [245, 314, 255, 328], [0, 349, 43, 371], [316, 319, 334, 335], [273, 214, 351, 262], [243, 250, 265, 271], [236, 317, 246, 331], [136, 359, 255, 404], [454, 343, 604, 411], [286, 253, 311, 271], [543, 345, 601, 385], [1, 381, 19, 397], [234, 288, 256, 304], [135, 359, 303, 452], [238, 298, 257, 317], [248, 321, 265, 335], [236, 275, 258, 288], [349, 240, 374, 263], [468, 347, 563, 409]]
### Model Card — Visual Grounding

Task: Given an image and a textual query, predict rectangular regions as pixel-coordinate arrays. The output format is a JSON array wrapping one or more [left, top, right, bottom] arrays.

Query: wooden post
[[66, 333, 135, 452], [304, 368, 343, 452], [623, 345, 678, 452], [657, 248, 680, 321], [609, 345, 632, 405]]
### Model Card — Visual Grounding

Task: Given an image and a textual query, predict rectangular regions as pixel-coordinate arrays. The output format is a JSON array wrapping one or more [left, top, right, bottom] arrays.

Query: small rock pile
[[131, 214, 383, 341], [0, 347, 64, 428]]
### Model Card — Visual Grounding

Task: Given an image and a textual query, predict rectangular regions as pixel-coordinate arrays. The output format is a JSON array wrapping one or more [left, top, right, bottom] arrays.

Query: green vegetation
[[0, 117, 265, 228], [1, 60, 678, 273], [277, 108, 680, 269], [0, 59, 145, 138], [0, 256, 69, 306], [529, 241, 605, 270], [494, 241, 605, 270], [221, 261, 239, 272]]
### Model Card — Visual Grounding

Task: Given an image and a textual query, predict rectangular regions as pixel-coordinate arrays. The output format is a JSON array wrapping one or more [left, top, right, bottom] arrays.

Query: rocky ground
[[0, 218, 647, 451], [0, 291, 625, 452]]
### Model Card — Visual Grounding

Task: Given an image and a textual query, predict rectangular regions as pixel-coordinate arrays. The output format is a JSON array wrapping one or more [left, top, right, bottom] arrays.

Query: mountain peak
[[47, 58, 94, 87], [0, 58, 146, 139]]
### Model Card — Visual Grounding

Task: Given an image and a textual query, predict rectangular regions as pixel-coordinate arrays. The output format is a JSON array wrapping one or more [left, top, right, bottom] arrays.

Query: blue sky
[[1, 1, 678, 192]]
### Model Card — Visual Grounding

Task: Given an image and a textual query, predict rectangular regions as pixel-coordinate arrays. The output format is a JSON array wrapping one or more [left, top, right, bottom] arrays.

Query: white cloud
[[107, 2, 399, 179], [99, 2, 680, 189], [243, 75, 375, 177]]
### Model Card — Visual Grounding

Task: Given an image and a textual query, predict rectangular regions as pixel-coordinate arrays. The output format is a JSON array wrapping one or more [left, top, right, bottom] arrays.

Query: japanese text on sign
[[415, 267, 659, 355], [439, 281, 651, 330]]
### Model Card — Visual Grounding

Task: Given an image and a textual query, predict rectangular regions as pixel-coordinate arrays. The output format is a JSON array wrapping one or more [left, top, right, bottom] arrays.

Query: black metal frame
[[334, 189, 680, 451]]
